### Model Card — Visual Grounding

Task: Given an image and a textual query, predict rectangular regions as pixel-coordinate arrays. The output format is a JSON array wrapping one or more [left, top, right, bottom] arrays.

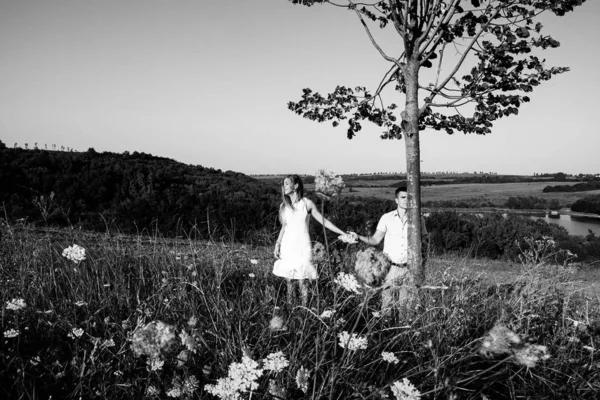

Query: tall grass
[[1, 225, 599, 399]]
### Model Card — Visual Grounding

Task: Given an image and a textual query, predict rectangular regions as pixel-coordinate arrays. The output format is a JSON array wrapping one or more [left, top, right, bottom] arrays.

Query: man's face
[[395, 191, 408, 210]]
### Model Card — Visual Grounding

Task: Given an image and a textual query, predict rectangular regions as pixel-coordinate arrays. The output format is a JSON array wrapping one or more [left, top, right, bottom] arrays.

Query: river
[[528, 213, 600, 237]]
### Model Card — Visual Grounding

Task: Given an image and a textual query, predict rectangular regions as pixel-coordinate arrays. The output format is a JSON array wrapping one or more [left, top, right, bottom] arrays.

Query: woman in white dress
[[273, 175, 346, 307]]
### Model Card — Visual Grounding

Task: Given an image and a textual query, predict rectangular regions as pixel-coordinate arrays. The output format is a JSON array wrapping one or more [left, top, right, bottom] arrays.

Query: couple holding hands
[[273, 175, 412, 308]]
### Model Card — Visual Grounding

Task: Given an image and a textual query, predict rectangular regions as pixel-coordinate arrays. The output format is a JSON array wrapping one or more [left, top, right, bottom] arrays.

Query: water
[[529, 214, 600, 237]]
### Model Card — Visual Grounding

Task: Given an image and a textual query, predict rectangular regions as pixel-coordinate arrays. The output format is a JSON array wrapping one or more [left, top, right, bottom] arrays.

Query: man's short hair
[[395, 185, 407, 197]]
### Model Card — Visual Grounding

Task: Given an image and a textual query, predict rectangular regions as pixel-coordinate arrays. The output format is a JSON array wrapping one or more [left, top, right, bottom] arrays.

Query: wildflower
[[268, 379, 287, 398], [5, 298, 27, 311], [188, 316, 198, 327], [354, 248, 392, 286], [74, 300, 87, 307], [269, 315, 286, 332], [295, 365, 310, 394], [311, 242, 326, 263], [182, 375, 199, 394], [145, 385, 160, 397], [166, 387, 181, 398], [205, 354, 263, 399], [314, 169, 345, 197], [390, 378, 421, 400], [68, 328, 84, 339], [382, 351, 400, 364], [334, 272, 361, 294], [583, 346, 595, 352], [148, 357, 164, 371], [102, 339, 116, 348], [262, 351, 289, 372], [338, 331, 368, 351], [179, 329, 198, 353], [131, 320, 178, 359], [372, 311, 383, 318], [249, 259, 258, 265], [113, 370, 123, 377], [248, 273, 256, 278], [320, 309, 335, 319], [30, 356, 41, 366], [4, 329, 20, 338], [513, 344, 550, 368], [479, 324, 521, 357], [62, 244, 86, 263]]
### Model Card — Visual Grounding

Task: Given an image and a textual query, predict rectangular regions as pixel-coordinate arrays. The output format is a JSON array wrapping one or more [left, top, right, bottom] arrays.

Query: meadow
[[1, 225, 599, 399]]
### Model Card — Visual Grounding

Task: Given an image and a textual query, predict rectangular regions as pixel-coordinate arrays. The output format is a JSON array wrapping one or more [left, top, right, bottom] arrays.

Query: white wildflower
[[391, 378, 421, 400], [583, 345, 595, 352], [314, 169, 345, 197], [188, 316, 198, 327], [179, 330, 198, 353], [250, 259, 258, 265], [338, 331, 368, 351], [5, 298, 27, 311], [131, 320, 178, 358], [148, 357, 164, 371], [295, 365, 310, 394], [102, 339, 116, 348], [4, 329, 20, 338], [62, 244, 86, 263], [166, 387, 181, 398], [334, 272, 361, 294], [513, 344, 550, 368], [205, 354, 264, 399], [248, 273, 256, 278], [320, 309, 335, 319], [145, 385, 160, 397], [480, 324, 521, 357], [262, 351, 289, 372], [269, 315, 286, 332], [182, 375, 199, 394], [68, 328, 84, 339], [74, 300, 87, 307], [382, 351, 400, 364]]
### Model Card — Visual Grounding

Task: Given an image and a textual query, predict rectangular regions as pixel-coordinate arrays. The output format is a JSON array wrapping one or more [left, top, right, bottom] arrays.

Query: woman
[[273, 175, 346, 307]]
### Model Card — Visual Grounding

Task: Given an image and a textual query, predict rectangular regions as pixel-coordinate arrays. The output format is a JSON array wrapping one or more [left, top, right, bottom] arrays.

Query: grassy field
[[1, 226, 599, 399]]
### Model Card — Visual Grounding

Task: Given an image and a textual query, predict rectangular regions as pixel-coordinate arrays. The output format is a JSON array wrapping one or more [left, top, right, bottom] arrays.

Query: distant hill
[[0, 147, 280, 240]]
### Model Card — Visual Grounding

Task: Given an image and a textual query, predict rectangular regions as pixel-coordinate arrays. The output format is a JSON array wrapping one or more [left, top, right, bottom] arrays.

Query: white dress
[[273, 198, 317, 280]]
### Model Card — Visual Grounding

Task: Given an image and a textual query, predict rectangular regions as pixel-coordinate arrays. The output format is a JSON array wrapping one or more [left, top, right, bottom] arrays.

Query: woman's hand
[[274, 242, 281, 259]]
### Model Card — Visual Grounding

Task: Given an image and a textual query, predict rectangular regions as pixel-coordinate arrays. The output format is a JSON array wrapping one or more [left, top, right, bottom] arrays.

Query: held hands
[[338, 231, 358, 244]]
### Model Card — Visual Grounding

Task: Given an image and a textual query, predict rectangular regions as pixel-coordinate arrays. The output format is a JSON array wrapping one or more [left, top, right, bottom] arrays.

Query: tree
[[284, 0, 585, 289]]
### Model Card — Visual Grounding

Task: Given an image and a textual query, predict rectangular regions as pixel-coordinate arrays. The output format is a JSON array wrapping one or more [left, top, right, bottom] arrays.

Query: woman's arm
[[305, 199, 345, 235], [274, 205, 286, 258]]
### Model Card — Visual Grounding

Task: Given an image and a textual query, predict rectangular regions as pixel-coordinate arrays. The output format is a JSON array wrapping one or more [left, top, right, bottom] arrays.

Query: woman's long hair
[[281, 174, 304, 210]]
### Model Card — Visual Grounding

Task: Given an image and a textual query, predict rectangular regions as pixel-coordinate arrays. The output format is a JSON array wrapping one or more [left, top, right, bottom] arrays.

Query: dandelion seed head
[[354, 247, 392, 286], [513, 344, 550, 368], [480, 324, 522, 357], [131, 320, 178, 358]]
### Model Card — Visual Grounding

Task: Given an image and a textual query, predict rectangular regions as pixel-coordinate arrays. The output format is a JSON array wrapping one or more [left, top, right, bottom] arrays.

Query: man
[[357, 186, 427, 311]]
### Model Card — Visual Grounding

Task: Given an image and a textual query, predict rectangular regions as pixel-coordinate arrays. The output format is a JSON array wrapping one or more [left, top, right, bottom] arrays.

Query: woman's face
[[282, 178, 296, 195]]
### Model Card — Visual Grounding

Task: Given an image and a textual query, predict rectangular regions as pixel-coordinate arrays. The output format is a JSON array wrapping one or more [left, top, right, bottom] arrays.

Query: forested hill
[[0, 146, 281, 239]]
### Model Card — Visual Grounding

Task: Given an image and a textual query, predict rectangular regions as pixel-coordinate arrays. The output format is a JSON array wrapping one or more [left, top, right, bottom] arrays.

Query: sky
[[0, 0, 598, 176]]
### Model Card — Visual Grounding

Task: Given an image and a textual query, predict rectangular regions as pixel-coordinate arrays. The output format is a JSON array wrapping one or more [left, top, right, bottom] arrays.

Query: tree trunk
[[403, 57, 424, 288]]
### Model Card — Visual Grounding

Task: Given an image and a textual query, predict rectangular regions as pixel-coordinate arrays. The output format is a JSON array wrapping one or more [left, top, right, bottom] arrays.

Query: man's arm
[[358, 229, 385, 246]]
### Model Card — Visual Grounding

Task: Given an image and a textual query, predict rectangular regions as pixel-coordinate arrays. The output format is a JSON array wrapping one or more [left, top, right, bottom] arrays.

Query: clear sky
[[1, 0, 598, 176]]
